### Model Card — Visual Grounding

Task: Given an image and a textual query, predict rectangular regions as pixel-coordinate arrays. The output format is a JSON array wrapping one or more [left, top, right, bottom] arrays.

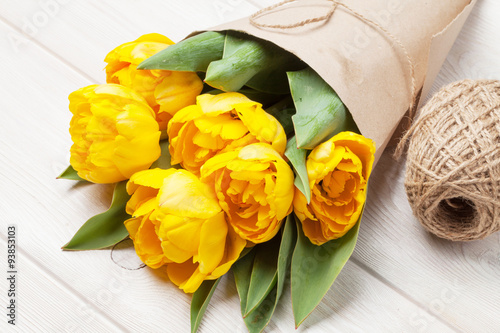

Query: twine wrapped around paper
[[404, 80, 500, 241], [250, 0, 418, 124]]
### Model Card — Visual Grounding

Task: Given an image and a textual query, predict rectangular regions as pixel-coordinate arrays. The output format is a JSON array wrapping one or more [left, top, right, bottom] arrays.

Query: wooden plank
[[199, 261, 457, 333], [0, 237, 123, 332], [0, 0, 261, 82], [356, 151, 500, 332]]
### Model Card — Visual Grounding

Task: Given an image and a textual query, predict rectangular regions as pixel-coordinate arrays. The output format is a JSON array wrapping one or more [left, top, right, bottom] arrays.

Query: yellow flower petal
[[237, 103, 286, 154], [125, 214, 168, 269], [157, 170, 221, 219], [127, 168, 176, 193], [197, 212, 228, 275], [194, 113, 248, 140], [126, 168, 177, 216], [196, 92, 253, 115], [209, 226, 247, 278], [155, 71, 203, 117], [159, 216, 203, 261], [124, 216, 142, 240], [167, 261, 206, 293]]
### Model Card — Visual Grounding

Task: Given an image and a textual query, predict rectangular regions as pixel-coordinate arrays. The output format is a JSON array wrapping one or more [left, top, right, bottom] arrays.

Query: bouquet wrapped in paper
[[60, 0, 476, 331]]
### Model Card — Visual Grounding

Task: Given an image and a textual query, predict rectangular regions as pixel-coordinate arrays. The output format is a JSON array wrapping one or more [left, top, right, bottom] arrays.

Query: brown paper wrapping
[[196, 0, 477, 163]]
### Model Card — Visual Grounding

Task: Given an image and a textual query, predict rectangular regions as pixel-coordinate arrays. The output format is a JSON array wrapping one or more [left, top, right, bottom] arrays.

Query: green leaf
[[138, 31, 225, 72], [233, 249, 257, 316], [242, 216, 297, 333], [149, 140, 172, 169], [291, 213, 362, 327], [205, 32, 304, 94], [57, 165, 85, 181], [285, 137, 311, 203], [265, 97, 296, 137], [244, 237, 281, 315], [62, 181, 131, 250], [205, 33, 267, 92], [288, 68, 357, 149], [190, 278, 220, 333], [237, 246, 255, 261], [246, 56, 304, 95], [236, 89, 283, 108]]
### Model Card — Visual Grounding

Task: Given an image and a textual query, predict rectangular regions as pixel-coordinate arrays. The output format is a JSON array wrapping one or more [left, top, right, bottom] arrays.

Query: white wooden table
[[1, 1, 499, 332]]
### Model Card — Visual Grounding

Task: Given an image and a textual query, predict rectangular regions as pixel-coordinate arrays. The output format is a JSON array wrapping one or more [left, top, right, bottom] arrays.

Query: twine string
[[404, 80, 500, 241], [110, 238, 147, 270], [250, 0, 417, 152], [250, 0, 339, 29]]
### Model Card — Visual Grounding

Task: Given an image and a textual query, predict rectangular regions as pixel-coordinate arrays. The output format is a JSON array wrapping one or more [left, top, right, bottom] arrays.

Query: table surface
[[1, 1, 499, 332]]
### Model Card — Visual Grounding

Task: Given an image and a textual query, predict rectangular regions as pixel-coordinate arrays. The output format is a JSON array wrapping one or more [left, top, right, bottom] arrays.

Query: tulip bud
[[293, 132, 375, 245], [105, 33, 203, 130], [69, 84, 161, 183]]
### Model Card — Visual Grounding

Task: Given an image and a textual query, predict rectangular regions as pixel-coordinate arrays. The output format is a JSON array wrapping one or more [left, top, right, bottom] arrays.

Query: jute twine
[[404, 80, 500, 241]]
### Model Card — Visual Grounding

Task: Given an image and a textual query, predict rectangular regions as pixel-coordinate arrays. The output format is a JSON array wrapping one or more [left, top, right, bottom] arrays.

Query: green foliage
[[150, 140, 173, 170], [233, 216, 296, 332], [291, 215, 362, 327], [205, 32, 304, 94], [191, 279, 220, 333], [138, 31, 225, 72], [57, 165, 85, 181], [265, 97, 296, 137], [62, 181, 130, 250], [285, 137, 310, 203], [288, 68, 357, 149]]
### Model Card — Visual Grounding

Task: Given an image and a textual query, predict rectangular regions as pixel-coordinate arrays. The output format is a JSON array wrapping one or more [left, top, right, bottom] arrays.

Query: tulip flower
[[168, 92, 287, 175], [293, 132, 376, 245], [201, 143, 294, 243], [105, 33, 203, 130], [124, 168, 246, 293], [69, 84, 161, 183]]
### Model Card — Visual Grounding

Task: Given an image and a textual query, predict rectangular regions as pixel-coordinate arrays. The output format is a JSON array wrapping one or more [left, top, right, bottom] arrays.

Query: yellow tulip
[[124, 169, 246, 293], [168, 92, 287, 175], [293, 132, 376, 245], [105, 33, 203, 130], [69, 84, 161, 183], [201, 143, 294, 243]]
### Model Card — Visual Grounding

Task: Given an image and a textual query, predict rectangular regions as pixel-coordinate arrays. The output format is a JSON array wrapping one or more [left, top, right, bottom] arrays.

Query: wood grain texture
[[0, 0, 260, 82], [0, 237, 126, 332], [0, 0, 498, 332], [356, 152, 500, 333]]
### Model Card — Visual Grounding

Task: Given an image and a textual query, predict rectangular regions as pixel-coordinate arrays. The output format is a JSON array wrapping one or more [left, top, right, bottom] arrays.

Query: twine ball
[[404, 79, 500, 241]]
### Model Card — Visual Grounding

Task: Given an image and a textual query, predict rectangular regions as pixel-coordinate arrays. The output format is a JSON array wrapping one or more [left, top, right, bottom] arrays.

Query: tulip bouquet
[[60, 31, 375, 332]]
